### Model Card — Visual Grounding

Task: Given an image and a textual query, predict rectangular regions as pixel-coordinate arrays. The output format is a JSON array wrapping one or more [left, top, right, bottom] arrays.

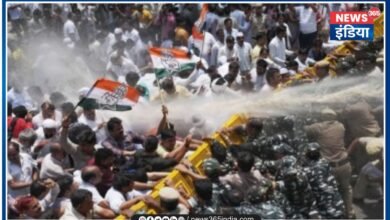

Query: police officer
[[202, 158, 227, 206], [247, 181, 286, 219], [190, 179, 219, 214], [209, 140, 235, 176], [305, 108, 355, 218], [280, 168, 319, 219], [303, 142, 345, 219], [220, 188, 257, 215]]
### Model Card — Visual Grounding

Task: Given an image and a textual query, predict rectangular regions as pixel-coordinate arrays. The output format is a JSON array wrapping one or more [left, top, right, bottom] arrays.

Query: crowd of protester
[[7, 3, 384, 219]]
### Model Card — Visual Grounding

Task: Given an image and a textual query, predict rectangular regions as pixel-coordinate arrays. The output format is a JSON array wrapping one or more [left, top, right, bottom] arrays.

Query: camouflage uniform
[[191, 200, 219, 215], [211, 182, 226, 205], [203, 158, 228, 208], [253, 201, 286, 219], [303, 159, 345, 219], [281, 169, 320, 219], [246, 179, 286, 219], [276, 155, 298, 180], [250, 136, 274, 160], [234, 201, 259, 215], [270, 190, 294, 218], [219, 152, 235, 176]]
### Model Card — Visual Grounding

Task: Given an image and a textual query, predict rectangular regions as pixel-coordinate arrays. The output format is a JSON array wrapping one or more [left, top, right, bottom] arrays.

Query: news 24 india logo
[[329, 7, 380, 41]]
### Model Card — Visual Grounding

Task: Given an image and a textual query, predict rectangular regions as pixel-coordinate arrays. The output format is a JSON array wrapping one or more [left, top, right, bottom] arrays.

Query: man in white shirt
[[223, 17, 239, 41], [230, 5, 246, 29], [260, 67, 281, 95], [63, 12, 80, 43], [32, 102, 62, 128], [106, 52, 140, 82], [218, 36, 238, 66], [107, 28, 126, 55], [8, 141, 36, 199], [188, 30, 216, 63], [104, 174, 144, 214], [235, 32, 252, 74], [295, 48, 315, 72], [89, 31, 110, 64], [78, 166, 112, 210], [126, 38, 149, 71], [28, 9, 45, 38], [60, 189, 94, 220], [204, 5, 219, 37], [210, 29, 225, 67], [33, 119, 60, 162], [7, 86, 33, 109], [40, 142, 73, 180], [250, 59, 268, 91], [78, 100, 106, 143], [268, 26, 294, 67], [290, 4, 318, 49]]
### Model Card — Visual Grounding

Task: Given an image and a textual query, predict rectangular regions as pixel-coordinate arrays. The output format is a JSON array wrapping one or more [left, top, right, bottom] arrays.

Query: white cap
[[42, 119, 58, 129], [236, 32, 244, 38], [114, 28, 123, 34], [127, 31, 139, 42], [289, 70, 297, 75], [365, 137, 383, 156], [159, 187, 180, 201], [211, 78, 227, 94], [280, 68, 289, 75]]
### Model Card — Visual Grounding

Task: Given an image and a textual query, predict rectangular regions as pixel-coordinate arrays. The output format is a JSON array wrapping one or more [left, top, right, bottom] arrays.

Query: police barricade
[[116, 114, 248, 219]]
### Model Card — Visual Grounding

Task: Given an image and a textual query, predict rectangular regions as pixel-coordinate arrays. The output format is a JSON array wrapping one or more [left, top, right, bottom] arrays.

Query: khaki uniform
[[305, 121, 348, 162], [305, 120, 354, 218], [342, 101, 381, 143]]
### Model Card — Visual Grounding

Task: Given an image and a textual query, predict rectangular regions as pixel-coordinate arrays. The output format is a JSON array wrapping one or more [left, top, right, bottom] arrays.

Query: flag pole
[[61, 79, 101, 126], [152, 62, 171, 129], [200, 29, 206, 61]]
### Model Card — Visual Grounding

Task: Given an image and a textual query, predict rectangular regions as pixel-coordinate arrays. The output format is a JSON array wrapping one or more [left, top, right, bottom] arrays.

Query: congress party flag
[[79, 78, 139, 111], [148, 47, 196, 79]]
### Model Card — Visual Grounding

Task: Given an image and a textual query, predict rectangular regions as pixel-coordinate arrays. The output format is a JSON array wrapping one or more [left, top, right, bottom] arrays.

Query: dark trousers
[[299, 31, 317, 49]]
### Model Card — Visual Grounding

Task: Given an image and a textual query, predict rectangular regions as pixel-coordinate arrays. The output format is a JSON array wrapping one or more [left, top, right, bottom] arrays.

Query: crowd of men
[[7, 3, 384, 219]]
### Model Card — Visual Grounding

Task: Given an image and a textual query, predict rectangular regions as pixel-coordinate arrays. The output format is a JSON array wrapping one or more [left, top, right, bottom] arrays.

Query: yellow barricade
[[115, 114, 248, 219], [374, 13, 384, 38]]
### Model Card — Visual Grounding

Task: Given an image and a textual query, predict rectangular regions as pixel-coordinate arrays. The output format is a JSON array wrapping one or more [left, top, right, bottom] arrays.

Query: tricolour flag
[[194, 4, 208, 30], [148, 47, 196, 79], [192, 4, 208, 55], [80, 78, 139, 111], [192, 26, 204, 52]]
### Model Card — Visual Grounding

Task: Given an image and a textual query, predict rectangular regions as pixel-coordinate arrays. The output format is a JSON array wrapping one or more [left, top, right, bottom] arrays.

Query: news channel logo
[[329, 7, 380, 41]]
